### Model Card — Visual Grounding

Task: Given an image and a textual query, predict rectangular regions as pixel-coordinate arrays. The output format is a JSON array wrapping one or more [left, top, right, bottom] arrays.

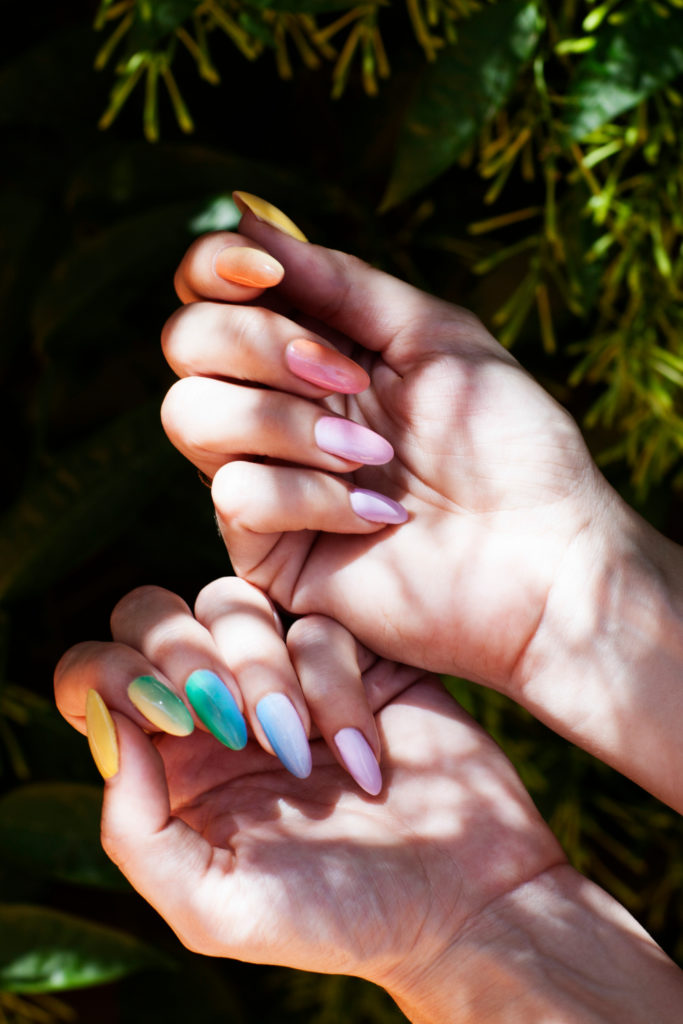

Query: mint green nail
[[185, 670, 248, 750], [128, 676, 194, 736]]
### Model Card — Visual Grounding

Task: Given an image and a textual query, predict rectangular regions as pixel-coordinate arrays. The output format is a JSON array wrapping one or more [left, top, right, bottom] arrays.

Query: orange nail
[[215, 246, 285, 288], [285, 338, 370, 394]]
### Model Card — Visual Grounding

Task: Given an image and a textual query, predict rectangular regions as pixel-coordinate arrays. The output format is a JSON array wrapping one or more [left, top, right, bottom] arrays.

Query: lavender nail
[[256, 693, 312, 779], [350, 488, 408, 524], [335, 728, 383, 796], [315, 416, 394, 465]]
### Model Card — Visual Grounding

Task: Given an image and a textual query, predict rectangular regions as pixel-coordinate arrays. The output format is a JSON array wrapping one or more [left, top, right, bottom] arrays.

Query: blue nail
[[185, 670, 248, 750], [256, 693, 312, 779]]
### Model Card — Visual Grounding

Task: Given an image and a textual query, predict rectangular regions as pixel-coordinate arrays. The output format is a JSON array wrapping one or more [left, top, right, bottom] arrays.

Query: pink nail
[[335, 728, 382, 795], [285, 338, 369, 394], [349, 488, 408, 524], [315, 416, 393, 465]]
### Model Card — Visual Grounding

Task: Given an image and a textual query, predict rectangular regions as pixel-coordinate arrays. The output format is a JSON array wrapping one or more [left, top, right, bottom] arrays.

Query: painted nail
[[256, 693, 312, 779], [285, 338, 370, 394], [335, 728, 382, 796], [350, 488, 408, 524], [185, 669, 248, 750], [214, 246, 284, 288], [127, 676, 195, 737], [233, 191, 308, 242], [315, 416, 394, 465], [86, 689, 119, 780]]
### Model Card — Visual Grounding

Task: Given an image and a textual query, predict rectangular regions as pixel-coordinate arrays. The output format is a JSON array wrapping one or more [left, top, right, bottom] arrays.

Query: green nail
[[128, 676, 194, 736]]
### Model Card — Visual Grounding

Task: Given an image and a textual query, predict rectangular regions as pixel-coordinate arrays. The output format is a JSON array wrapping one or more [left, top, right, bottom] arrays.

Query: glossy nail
[[315, 416, 393, 465], [335, 728, 382, 796], [128, 676, 194, 737], [285, 338, 370, 394], [256, 693, 312, 779], [86, 689, 119, 780], [233, 191, 308, 242], [350, 488, 408, 524], [185, 669, 247, 750], [214, 246, 284, 288]]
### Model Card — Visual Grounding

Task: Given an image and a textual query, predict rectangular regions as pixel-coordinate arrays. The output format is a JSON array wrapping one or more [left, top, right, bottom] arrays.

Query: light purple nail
[[335, 728, 383, 796], [350, 488, 408, 524], [315, 416, 394, 465]]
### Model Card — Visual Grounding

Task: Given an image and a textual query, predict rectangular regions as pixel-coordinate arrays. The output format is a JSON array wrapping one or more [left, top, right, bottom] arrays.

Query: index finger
[[174, 230, 285, 304]]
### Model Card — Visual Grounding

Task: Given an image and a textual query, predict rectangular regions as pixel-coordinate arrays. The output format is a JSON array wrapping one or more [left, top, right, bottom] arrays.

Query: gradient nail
[[315, 416, 394, 465], [350, 488, 408, 524], [285, 338, 370, 394], [215, 246, 284, 288], [233, 191, 308, 242], [256, 693, 312, 779], [185, 669, 247, 750], [127, 676, 195, 736], [86, 689, 119, 780], [335, 728, 382, 796]]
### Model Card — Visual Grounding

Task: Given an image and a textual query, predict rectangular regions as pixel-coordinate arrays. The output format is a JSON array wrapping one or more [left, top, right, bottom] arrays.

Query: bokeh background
[[1, 0, 683, 1020]]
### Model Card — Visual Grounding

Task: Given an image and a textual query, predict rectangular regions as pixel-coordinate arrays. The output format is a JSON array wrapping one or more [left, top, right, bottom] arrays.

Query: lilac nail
[[315, 416, 394, 465], [256, 693, 312, 779], [335, 728, 383, 796], [350, 488, 408, 524]]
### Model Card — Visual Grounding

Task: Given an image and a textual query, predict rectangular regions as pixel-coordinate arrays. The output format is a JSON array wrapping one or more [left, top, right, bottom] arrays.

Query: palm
[[150, 677, 563, 980]]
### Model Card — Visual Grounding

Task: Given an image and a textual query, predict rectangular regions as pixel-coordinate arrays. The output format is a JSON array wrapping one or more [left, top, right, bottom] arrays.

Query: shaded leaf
[[0, 783, 127, 890], [245, 0, 359, 12], [380, 0, 542, 210], [0, 905, 173, 992], [0, 403, 180, 603], [125, 0, 198, 53], [563, 7, 683, 141]]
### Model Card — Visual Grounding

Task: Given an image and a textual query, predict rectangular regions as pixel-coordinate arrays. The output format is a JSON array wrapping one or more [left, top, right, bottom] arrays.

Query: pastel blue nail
[[256, 693, 312, 779], [185, 670, 248, 750]]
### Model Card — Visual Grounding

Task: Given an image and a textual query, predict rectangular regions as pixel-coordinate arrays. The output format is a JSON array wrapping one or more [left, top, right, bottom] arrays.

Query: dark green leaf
[[380, 0, 542, 210], [245, 0, 359, 12], [0, 905, 173, 992], [125, 0, 198, 52], [0, 783, 127, 890], [0, 403, 180, 602], [563, 7, 683, 141]]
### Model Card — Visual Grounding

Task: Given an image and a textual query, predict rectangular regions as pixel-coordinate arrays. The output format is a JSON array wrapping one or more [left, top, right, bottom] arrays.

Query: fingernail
[[285, 338, 370, 394], [256, 693, 312, 779], [214, 246, 284, 288], [127, 676, 195, 737], [334, 728, 382, 796], [185, 669, 248, 750], [350, 488, 408, 524], [315, 416, 394, 465], [233, 191, 308, 242], [86, 690, 119, 779]]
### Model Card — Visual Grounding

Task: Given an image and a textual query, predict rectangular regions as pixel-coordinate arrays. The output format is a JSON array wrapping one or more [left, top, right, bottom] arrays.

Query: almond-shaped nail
[[214, 246, 284, 288], [256, 693, 311, 779], [185, 669, 247, 750], [285, 338, 370, 394], [128, 676, 195, 737], [350, 488, 408, 524], [315, 416, 394, 465], [86, 690, 119, 779], [233, 191, 308, 242], [335, 728, 382, 796]]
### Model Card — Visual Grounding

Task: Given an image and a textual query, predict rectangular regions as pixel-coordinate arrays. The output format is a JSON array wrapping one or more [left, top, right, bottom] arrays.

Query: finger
[[194, 577, 313, 779], [160, 376, 393, 479], [161, 301, 370, 397], [287, 616, 382, 796], [174, 231, 284, 304], [110, 585, 248, 750], [54, 641, 191, 737]]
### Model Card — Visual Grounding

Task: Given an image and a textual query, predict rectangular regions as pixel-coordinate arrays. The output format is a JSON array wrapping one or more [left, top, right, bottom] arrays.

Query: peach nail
[[285, 338, 370, 394], [214, 246, 284, 288]]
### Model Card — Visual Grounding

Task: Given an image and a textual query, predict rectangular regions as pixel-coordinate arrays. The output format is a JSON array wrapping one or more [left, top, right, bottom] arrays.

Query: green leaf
[[0, 783, 127, 890], [245, 0, 359, 12], [125, 0, 198, 53], [0, 905, 173, 992], [0, 403, 180, 602], [380, 0, 542, 211], [563, 7, 683, 141]]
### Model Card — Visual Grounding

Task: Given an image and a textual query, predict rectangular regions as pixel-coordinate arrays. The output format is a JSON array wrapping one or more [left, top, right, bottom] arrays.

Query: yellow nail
[[86, 689, 119, 780], [233, 191, 308, 242]]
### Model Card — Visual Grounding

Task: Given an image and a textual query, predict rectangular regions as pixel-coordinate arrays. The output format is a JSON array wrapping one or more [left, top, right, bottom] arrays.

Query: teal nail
[[185, 670, 248, 750], [128, 676, 194, 736]]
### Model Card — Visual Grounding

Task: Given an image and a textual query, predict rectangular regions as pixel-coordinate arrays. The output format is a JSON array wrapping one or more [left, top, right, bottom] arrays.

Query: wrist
[[513, 485, 683, 810], [381, 864, 683, 1023]]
